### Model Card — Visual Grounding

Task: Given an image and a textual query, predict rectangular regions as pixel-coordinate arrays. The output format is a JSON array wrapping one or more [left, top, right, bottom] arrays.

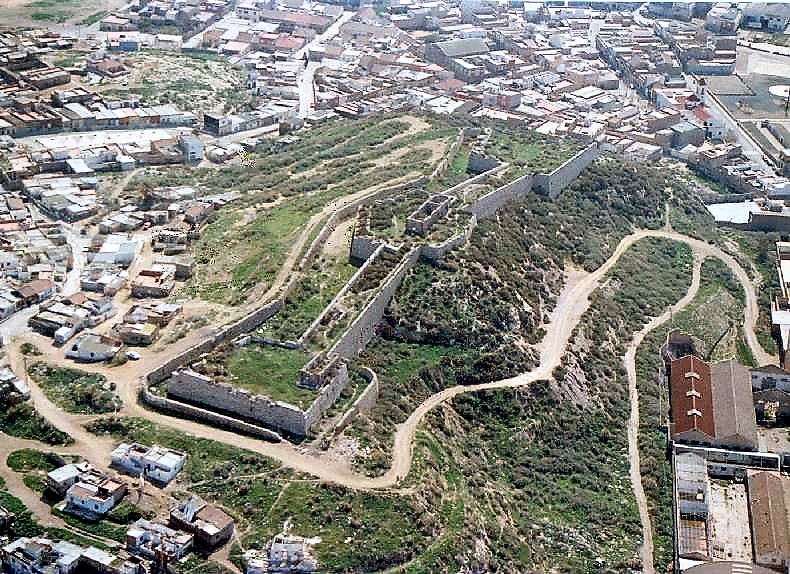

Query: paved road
[[295, 11, 356, 117]]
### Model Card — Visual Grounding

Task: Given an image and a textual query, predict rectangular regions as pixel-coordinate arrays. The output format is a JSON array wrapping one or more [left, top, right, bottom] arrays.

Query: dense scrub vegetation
[[381, 238, 693, 573], [387, 159, 680, 379], [28, 363, 121, 414], [0, 393, 72, 445]]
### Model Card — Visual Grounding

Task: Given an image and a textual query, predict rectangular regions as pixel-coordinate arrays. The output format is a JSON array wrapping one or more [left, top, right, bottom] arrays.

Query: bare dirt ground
[[0, 0, 124, 27], [324, 217, 355, 258]]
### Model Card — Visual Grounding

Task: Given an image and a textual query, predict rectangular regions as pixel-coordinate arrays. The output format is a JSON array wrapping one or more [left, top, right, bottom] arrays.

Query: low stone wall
[[466, 173, 534, 219], [533, 144, 599, 199], [405, 193, 454, 236], [330, 247, 421, 359], [167, 369, 309, 436], [299, 243, 386, 344], [702, 193, 753, 204], [428, 128, 464, 180], [147, 299, 284, 384], [140, 385, 283, 442], [442, 162, 509, 198], [332, 367, 379, 436], [419, 215, 477, 262]]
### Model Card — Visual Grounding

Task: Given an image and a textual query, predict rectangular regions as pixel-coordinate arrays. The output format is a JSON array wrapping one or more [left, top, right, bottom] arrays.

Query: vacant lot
[[100, 51, 249, 115], [0, 0, 124, 25], [28, 363, 121, 415]]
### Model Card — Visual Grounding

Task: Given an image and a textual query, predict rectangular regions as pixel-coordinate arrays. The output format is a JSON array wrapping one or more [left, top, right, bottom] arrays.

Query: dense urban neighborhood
[[1, 0, 790, 573]]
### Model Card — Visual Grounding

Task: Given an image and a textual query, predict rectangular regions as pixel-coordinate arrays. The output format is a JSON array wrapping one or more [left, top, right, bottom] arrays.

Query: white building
[[111, 442, 187, 484]]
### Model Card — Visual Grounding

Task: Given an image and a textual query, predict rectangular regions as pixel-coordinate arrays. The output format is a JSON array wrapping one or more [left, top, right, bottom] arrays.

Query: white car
[[125, 351, 141, 360]]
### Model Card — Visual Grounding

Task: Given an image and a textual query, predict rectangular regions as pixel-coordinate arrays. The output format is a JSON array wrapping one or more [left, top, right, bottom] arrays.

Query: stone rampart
[[428, 128, 464, 180], [299, 243, 387, 344], [167, 369, 310, 436], [332, 367, 379, 436], [466, 173, 534, 219], [300, 177, 426, 271], [147, 299, 284, 384], [349, 233, 382, 262], [330, 247, 421, 359], [140, 385, 283, 442], [533, 144, 599, 198], [303, 362, 350, 432]]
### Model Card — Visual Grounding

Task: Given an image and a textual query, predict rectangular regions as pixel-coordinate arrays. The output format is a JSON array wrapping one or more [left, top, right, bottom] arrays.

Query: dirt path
[[623, 254, 703, 574], [0, 230, 775, 498]]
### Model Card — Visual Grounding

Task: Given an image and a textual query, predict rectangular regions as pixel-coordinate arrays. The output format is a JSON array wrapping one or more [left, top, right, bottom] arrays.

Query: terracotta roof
[[670, 355, 715, 439]]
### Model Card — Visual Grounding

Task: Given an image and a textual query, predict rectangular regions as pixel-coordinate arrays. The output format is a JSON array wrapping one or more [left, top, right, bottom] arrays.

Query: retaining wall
[[140, 385, 283, 442], [330, 247, 421, 359], [419, 215, 477, 262], [533, 144, 599, 198], [332, 367, 379, 436], [466, 174, 534, 219], [167, 369, 310, 436]]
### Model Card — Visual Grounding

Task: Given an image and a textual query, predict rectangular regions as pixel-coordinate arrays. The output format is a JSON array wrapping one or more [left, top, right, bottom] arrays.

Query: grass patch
[[79, 10, 107, 25], [227, 345, 315, 408], [0, 394, 72, 445], [7, 449, 61, 473], [28, 363, 121, 415], [260, 255, 357, 341]]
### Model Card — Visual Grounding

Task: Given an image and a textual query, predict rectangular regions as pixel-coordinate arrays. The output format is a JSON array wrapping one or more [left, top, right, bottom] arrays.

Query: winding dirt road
[[0, 228, 775, 570], [623, 255, 702, 574]]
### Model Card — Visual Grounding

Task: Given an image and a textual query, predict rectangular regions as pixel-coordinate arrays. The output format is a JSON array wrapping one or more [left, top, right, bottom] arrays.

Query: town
[[0, 0, 790, 573]]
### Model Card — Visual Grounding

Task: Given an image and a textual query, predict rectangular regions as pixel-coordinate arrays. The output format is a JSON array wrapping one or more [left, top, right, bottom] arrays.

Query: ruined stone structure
[[167, 367, 349, 437], [142, 124, 601, 442], [332, 367, 379, 436], [406, 193, 455, 236]]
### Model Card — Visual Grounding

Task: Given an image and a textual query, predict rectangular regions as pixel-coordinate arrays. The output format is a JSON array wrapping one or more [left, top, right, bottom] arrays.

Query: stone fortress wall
[[141, 123, 600, 441], [533, 144, 601, 198]]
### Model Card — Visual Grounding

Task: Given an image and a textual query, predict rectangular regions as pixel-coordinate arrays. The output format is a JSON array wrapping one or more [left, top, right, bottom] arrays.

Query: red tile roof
[[670, 355, 715, 438]]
